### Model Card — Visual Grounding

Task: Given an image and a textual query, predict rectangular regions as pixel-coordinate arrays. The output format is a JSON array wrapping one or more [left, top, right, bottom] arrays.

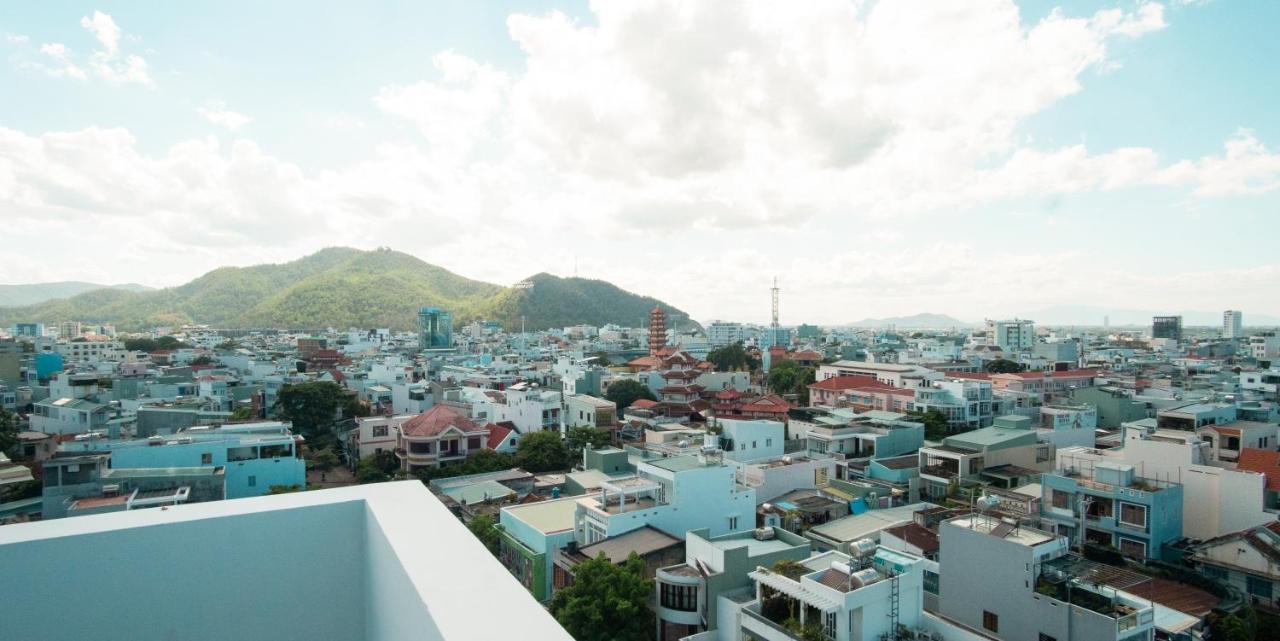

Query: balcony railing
[[920, 465, 957, 480]]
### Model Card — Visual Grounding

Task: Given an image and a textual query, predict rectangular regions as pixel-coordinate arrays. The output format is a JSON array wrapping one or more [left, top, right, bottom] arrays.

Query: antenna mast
[[771, 277, 780, 329]]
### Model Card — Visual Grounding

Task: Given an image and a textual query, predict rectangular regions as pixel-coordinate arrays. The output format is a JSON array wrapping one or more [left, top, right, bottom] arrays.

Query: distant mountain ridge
[[847, 313, 974, 328], [0, 248, 695, 332], [0, 281, 153, 307]]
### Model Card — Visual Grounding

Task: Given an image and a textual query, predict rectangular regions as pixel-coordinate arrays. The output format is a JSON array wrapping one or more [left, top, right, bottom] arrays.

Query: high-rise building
[[706, 321, 745, 347], [1223, 310, 1243, 339], [985, 319, 1035, 351], [648, 306, 668, 356], [417, 307, 453, 349], [1152, 316, 1182, 341]]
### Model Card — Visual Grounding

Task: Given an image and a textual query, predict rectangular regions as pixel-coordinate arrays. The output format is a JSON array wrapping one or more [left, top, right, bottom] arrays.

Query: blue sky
[[1, 1, 1277, 324]]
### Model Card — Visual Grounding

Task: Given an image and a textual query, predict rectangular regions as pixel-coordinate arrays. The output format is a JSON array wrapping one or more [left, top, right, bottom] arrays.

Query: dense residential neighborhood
[[3, 295, 1280, 641]]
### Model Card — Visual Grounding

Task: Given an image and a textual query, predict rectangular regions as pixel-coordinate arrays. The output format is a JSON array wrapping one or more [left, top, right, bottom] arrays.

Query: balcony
[[920, 465, 957, 480]]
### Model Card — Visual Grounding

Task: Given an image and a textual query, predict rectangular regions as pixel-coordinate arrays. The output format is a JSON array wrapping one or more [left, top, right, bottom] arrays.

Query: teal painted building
[[1039, 459, 1183, 560]]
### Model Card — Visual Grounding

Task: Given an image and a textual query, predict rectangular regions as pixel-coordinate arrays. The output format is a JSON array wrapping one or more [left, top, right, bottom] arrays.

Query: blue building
[[34, 352, 64, 381], [13, 323, 44, 337], [418, 307, 453, 349], [1038, 455, 1183, 561], [57, 422, 305, 499]]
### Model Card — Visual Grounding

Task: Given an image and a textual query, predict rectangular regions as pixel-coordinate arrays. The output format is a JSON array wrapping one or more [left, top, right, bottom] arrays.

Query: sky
[[1, 0, 1278, 325]]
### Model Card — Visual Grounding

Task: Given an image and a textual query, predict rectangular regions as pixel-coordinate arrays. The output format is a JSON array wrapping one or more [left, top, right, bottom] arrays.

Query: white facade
[[1062, 423, 1273, 540], [0, 482, 573, 641], [1223, 310, 1244, 339], [720, 418, 785, 463], [986, 319, 1035, 351], [1251, 332, 1280, 359], [1038, 404, 1098, 449]]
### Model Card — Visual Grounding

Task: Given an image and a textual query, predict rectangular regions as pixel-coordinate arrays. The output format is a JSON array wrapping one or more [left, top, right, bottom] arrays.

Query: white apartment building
[[1251, 332, 1280, 359], [986, 319, 1036, 351], [816, 361, 941, 388], [1223, 310, 1244, 339], [55, 340, 124, 363]]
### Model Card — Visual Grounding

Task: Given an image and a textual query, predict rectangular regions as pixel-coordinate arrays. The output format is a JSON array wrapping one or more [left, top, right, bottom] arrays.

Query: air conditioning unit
[[754, 528, 775, 541]]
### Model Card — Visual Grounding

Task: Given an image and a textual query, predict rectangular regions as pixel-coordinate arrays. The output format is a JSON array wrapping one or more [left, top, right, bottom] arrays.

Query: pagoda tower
[[648, 306, 667, 356]]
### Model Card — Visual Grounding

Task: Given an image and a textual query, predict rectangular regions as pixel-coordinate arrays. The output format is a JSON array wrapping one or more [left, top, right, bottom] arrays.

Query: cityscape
[[2, 3, 1279, 641]]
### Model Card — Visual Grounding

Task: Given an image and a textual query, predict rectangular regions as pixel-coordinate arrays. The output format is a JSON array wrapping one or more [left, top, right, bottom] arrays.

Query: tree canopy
[[273, 381, 346, 438], [516, 430, 571, 473], [123, 336, 189, 352], [412, 449, 515, 483], [767, 360, 816, 402], [0, 407, 19, 457], [467, 514, 502, 556], [908, 408, 950, 440], [550, 553, 653, 641], [565, 426, 612, 462], [707, 342, 758, 372], [984, 358, 1027, 374], [604, 379, 656, 409], [356, 451, 400, 483]]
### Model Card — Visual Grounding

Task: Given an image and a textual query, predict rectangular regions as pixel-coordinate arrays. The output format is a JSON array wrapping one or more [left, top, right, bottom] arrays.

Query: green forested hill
[[0, 247, 694, 331]]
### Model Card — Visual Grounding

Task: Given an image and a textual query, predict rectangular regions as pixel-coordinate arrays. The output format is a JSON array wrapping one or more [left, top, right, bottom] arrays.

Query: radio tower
[[771, 277, 780, 330]]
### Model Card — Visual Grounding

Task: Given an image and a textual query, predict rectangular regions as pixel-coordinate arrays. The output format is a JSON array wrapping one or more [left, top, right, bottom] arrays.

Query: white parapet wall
[[0, 481, 573, 641]]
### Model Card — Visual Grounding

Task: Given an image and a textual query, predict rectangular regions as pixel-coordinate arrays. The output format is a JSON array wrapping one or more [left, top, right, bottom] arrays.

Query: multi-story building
[[910, 378, 995, 431], [574, 451, 756, 546], [706, 321, 748, 347], [55, 339, 124, 363], [1068, 386, 1149, 428], [417, 306, 453, 349], [816, 361, 940, 388], [938, 514, 1156, 641], [56, 422, 305, 501], [1038, 404, 1099, 448], [738, 545, 930, 641], [1223, 310, 1244, 340], [1039, 454, 1183, 560], [563, 394, 616, 430], [986, 318, 1036, 351], [30, 397, 112, 435], [1152, 316, 1182, 341], [394, 405, 490, 472], [653, 526, 811, 641], [40, 452, 228, 519], [791, 409, 923, 464], [1187, 522, 1280, 611], [1251, 331, 1280, 359], [917, 424, 1054, 499], [1059, 421, 1273, 540]]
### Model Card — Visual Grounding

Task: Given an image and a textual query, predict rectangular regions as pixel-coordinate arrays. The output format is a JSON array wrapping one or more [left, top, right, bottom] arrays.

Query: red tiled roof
[[944, 371, 991, 380], [715, 387, 743, 400], [401, 405, 485, 438], [1238, 448, 1280, 491], [789, 350, 824, 361], [326, 369, 346, 383], [882, 523, 939, 554], [1008, 368, 1099, 380], [740, 394, 790, 413], [631, 399, 659, 409], [486, 423, 514, 450]]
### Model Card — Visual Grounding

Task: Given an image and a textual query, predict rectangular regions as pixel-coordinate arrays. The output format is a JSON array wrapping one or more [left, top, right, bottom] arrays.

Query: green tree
[[189, 355, 215, 366], [356, 450, 400, 483], [550, 553, 653, 641], [707, 342, 756, 372], [0, 406, 19, 457], [229, 405, 255, 421], [307, 447, 340, 472], [417, 449, 516, 483], [267, 484, 302, 494], [604, 379, 656, 409], [516, 429, 571, 473], [591, 351, 612, 366], [467, 514, 502, 555], [767, 360, 816, 401], [274, 381, 346, 437], [343, 398, 371, 419], [909, 408, 950, 440], [984, 358, 1026, 374], [565, 426, 611, 461]]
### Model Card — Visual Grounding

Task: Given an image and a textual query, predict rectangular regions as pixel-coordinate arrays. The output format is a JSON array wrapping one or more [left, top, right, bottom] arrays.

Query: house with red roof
[[486, 422, 520, 454], [396, 405, 490, 472]]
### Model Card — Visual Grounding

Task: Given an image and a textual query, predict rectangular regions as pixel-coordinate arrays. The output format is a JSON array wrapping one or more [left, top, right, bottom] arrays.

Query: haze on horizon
[[1, 1, 1278, 325]]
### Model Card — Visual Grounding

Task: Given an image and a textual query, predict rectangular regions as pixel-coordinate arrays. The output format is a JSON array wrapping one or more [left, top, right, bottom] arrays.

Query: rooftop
[[946, 514, 1057, 546], [0, 482, 572, 641], [502, 496, 579, 534]]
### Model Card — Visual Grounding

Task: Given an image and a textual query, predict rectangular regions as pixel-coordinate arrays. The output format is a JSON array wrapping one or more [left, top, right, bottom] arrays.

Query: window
[[983, 611, 999, 633], [468, 436, 482, 450], [923, 570, 940, 595], [1118, 503, 1147, 529], [1039, 634, 1057, 641], [1051, 489, 1071, 510], [729, 516, 739, 530], [766, 438, 772, 447], [372, 425, 389, 438], [260, 444, 291, 459], [1248, 576, 1273, 599], [248, 475, 256, 487], [1201, 565, 1228, 580], [227, 446, 257, 462], [660, 583, 698, 612], [1118, 538, 1147, 558]]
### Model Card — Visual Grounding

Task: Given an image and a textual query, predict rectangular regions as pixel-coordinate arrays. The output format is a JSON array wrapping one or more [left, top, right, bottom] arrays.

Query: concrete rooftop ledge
[[0, 481, 573, 641]]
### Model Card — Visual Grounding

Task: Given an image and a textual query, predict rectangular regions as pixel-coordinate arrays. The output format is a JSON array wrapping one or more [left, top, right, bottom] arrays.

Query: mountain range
[[0, 282, 153, 308], [0, 248, 695, 332], [847, 313, 975, 329]]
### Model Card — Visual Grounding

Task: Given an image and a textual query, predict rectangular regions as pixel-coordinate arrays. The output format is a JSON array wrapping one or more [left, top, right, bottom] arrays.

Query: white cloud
[[79, 10, 121, 57], [5, 33, 30, 45], [37, 42, 87, 80], [198, 103, 252, 131], [1, 0, 1278, 320]]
